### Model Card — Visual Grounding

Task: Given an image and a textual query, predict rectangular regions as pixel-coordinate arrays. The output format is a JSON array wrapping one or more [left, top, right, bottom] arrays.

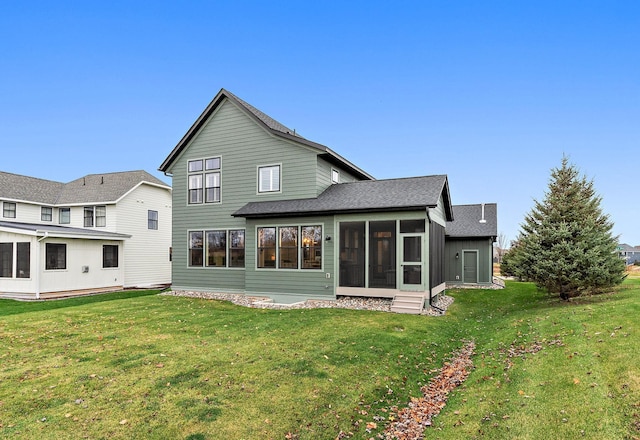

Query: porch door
[[400, 234, 424, 291], [463, 250, 478, 283]]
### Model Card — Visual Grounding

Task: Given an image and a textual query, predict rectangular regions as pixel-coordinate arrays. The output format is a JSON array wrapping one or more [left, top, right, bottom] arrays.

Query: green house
[[159, 89, 497, 312]]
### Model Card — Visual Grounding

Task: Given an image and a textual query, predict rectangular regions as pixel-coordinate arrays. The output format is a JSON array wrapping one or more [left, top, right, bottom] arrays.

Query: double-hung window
[[95, 206, 106, 227], [41, 207, 53, 221], [84, 207, 94, 227], [59, 208, 70, 224], [148, 210, 158, 230], [84, 206, 106, 227], [258, 165, 281, 193], [189, 157, 221, 204], [3, 202, 16, 218], [0, 242, 31, 278]]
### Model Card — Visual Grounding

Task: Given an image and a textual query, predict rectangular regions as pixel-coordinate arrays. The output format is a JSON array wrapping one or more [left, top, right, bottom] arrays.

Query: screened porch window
[[339, 222, 366, 287], [369, 221, 396, 288], [17, 242, 30, 278], [0, 243, 12, 277]]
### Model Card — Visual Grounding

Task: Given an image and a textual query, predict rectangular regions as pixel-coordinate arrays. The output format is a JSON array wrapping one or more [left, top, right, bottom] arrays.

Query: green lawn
[[0, 282, 638, 439]]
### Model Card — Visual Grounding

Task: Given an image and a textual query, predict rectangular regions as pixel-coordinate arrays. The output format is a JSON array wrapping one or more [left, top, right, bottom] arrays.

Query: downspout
[[36, 231, 48, 300]]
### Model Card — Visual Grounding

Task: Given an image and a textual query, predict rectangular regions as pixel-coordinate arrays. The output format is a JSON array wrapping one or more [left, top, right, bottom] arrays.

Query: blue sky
[[1, 1, 639, 246]]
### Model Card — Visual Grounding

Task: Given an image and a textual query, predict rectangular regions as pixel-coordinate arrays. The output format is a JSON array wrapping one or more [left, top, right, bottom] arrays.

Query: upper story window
[[148, 210, 158, 230], [84, 206, 106, 227], [188, 157, 221, 204], [59, 208, 70, 224], [258, 164, 281, 193], [3, 202, 16, 218], [331, 169, 340, 184], [41, 207, 53, 222]]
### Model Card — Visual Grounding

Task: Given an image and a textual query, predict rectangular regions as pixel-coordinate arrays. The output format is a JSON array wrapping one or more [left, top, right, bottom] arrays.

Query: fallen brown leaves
[[383, 341, 476, 440]]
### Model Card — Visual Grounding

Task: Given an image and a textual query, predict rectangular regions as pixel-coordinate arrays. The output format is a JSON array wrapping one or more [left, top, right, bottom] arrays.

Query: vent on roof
[[479, 203, 487, 223], [101, 176, 104, 184]]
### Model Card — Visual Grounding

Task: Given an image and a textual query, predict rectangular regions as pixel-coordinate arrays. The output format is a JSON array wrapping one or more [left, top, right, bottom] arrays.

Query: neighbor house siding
[[117, 184, 172, 287], [2, 202, 42, 223], [169, 99, 324, 292], [0, 231, 36, 294], [244, 215, 334, 302], [444, 238, 493, 284]]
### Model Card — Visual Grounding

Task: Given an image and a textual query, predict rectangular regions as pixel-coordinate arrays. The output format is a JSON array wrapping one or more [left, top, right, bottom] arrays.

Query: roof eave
[[233, 205, 431, 219]]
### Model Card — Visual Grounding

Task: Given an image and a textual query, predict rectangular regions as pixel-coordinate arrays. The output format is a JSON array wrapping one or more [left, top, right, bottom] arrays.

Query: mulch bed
[[383, 341, 476, 440]]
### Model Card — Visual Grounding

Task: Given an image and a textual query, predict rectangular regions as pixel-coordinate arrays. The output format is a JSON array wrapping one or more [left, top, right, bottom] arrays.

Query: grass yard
[[0, 281, 638, 440]]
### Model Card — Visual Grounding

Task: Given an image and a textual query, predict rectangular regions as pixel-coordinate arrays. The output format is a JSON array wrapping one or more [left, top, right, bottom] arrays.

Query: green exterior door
[[463, 250, 478, 283], [400, 234, 424, 291]]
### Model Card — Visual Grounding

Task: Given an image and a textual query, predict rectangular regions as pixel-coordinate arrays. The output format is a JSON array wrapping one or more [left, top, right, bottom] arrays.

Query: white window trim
[[257, 163, 282, 194], [331, 168, 340, 184]]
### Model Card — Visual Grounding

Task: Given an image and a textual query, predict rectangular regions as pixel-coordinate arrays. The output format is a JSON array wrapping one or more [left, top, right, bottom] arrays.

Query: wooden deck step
[[390, 293, 425, 314]]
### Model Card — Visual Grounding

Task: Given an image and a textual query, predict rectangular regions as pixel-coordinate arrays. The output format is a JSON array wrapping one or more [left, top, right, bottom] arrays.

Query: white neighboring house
[[0, 170, 172, 298]]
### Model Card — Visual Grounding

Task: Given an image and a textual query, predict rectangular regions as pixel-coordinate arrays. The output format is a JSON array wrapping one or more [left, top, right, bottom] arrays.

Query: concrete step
[[391, 294, 425, 314]]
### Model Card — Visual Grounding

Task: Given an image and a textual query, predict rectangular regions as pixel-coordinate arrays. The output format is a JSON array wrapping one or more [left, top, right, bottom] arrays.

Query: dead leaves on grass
[[383, 341, 476, 440]]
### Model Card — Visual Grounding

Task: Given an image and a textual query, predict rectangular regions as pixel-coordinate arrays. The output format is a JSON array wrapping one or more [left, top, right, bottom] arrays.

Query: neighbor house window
[[258, 165, 280, 193], [206, 230, 226, 267], [331, 169, 340, 184], [229, 230, 245, 268], [148, 210, 158, 230], [41, 207, 53, 222], [189, 231, 204, 266], [189, 157, 221, 204], [103, 245, 118, 268], [302, 226, 322, 269], [84, 207, 94, 227], [279, 227, 298, 269], [17, 242, 30, 278], [59, 208, 70, 224], [0, 243, 12, 277], [3, 202, 16, 218], [257, 227, 276, 268], [257, 225, 323, 270], [95, 206, 106, 227], [45, 243, 66, 270]]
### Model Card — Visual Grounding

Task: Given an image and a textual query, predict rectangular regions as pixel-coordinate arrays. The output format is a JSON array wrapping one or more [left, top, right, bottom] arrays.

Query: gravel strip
[[162, 290, 454, 316]]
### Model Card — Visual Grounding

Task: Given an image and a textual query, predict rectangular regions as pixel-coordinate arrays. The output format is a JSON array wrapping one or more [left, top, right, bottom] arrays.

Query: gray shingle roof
[[0, 170, 169, 205], [0, 221, 131, 239], [159, 88, 373, 181], [233, 175, 452, 218], [56, 171, 168, 204], [446, 203, 497, 238], [0, 172, 65, 204]]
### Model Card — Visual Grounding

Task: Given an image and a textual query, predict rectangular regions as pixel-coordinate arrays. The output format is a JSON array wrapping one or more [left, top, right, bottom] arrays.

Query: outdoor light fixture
[[325, 235, 331, 241], [455, 252, 459, 259]]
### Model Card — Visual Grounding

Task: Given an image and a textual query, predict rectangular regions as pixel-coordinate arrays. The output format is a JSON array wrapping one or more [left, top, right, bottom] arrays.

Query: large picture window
[[46, 243, 66, 270], [258, 225, 323, 270], [189, 231, 204, 266], [189, 157, 221, 204], [103, 245, 119, 268], [0, 243, 13, 277], [258, 165, 281, 193], [206, 230, 226, 267]]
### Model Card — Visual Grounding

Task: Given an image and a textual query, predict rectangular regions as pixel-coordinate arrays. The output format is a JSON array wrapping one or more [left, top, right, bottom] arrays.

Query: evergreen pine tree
[[505, 157, 625, 299]]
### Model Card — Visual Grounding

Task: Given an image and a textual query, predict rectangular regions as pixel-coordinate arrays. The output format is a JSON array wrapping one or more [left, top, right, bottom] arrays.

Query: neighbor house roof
[[158, 88, 374, 181], [446, 203, 497, 238], [0, 170, 170, 206], [0, 172, 65, 205], [0, 221, 131, 240], [233, 175, 453, 219]]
